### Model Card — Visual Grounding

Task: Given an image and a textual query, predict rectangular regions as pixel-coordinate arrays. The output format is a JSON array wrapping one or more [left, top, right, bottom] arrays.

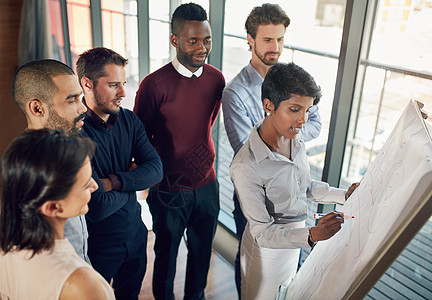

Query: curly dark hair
[[0, 129, 95, 256]]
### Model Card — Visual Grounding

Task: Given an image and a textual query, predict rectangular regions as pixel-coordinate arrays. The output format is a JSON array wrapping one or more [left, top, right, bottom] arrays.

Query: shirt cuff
[[108, 173, 123, 191], [291, 227, 311, 249], [327, 187, 347, 204], [308, 181, 346, 205]]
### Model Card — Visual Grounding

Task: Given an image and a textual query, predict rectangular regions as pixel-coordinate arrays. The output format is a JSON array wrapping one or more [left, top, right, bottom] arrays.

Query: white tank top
[[0, 239, 115, 300]]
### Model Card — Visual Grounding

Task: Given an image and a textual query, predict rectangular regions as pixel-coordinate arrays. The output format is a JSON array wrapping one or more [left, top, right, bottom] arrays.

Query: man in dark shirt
[[77, 47, 163, 300], [134, 3, 225, 300]]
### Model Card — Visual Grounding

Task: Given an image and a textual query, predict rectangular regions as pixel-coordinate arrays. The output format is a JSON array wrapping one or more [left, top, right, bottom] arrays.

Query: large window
[[101, 0, 139, 110], [342, 1, 432, 297], [149, 0, 170, 72], [342, 0, 432, 185], [66, 0, 92, 69], [48, 0, 68, 63]]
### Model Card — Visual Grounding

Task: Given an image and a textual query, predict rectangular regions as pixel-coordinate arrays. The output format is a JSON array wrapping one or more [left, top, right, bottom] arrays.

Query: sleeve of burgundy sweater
[[133, 74, 159, 139], [115, 112, 163, 192], [210, 73, 225, 127]]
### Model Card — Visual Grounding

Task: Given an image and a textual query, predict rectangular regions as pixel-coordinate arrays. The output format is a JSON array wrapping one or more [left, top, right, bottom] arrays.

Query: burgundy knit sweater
[[134, 62, 225, 191]]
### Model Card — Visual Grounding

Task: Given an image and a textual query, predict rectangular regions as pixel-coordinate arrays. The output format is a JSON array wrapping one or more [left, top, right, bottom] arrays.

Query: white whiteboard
[[286, 100, 432, 299]]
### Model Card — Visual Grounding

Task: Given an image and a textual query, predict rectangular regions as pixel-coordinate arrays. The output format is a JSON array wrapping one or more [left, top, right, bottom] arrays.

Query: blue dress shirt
[[64, 215, 91, 264], [222, 62, 322, 155]]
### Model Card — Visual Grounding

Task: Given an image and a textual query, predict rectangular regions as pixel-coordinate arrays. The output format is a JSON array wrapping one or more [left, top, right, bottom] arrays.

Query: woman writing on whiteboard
[[0, 129, 115, 300], [230, 63, 359, 300]]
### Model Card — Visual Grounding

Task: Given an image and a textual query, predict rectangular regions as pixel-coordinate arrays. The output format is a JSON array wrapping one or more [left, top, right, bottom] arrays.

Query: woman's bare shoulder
[[59, 267, 110, 300]]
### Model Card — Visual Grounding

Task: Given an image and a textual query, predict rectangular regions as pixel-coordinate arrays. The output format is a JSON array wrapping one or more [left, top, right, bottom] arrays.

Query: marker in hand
[[314, 213, 354, 219]]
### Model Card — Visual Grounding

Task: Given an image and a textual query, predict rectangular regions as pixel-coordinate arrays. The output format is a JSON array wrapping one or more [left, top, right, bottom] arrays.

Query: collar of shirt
[[83, 98, 118, 129], [245, 61, 264, 86], [249, 120, 302, 164], [172, 56, 203, 78]]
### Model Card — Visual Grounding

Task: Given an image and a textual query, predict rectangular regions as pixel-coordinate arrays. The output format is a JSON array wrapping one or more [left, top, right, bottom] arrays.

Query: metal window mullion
[[208, 0, 225, 70], [60, 0, 72, 67], [169, 0, 181, 61], [90, 0, 103, 47], [137, 0, 149, 79], [208, 0, 226, 175]]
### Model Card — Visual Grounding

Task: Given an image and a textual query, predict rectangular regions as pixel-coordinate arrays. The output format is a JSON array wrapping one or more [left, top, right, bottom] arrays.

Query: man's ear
[[28, 99, 45, 117], [39, 201, 63, 218], [247, 34, 254, 49], [81, 77, 93, 91], [170, 34, 178, 48]]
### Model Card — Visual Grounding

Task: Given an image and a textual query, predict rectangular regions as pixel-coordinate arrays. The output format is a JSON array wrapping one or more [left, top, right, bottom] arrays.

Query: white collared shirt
[[230, 121, 346, 249], [172, 56, 203, 78]]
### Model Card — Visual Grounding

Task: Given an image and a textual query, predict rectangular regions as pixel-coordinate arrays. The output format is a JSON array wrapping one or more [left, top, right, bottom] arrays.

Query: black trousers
[[148, 179, 220, 300], [232, 192, 247, 299], [88, 222, 148, 300]]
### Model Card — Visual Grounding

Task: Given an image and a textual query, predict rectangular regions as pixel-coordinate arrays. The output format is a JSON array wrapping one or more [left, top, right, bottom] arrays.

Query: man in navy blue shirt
[[77, 47, 163, 300]]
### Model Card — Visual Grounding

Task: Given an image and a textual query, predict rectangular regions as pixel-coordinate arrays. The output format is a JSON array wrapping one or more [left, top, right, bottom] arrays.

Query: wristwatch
[[308, 228, 317, 248]]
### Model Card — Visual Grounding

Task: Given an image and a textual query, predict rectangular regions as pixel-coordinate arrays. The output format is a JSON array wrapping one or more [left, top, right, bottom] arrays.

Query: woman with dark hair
[[0, 129, 115, 300], [230, 63, 359, 299]]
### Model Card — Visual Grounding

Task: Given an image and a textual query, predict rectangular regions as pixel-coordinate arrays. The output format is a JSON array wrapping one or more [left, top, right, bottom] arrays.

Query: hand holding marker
[[314, 213, 354, 219]]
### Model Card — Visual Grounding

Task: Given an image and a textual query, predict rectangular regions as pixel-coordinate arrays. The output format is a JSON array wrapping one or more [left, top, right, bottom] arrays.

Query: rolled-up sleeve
[[306, 180, 346, 205]]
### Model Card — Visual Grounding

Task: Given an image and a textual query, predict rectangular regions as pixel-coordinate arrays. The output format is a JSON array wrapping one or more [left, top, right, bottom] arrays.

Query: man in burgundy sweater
[[134, 3, 225, 300]]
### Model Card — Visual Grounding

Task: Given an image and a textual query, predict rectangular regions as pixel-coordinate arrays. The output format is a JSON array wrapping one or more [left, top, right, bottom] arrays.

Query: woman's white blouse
[[230, 121, 346, 249]]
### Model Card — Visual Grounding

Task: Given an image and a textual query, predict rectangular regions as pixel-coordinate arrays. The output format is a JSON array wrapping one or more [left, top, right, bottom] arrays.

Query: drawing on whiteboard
[[296, 253, 339, 300], [361, 157, 385, 206], [367, 160, 404, 234], [285, 100, 432, 300], [384, 161, 404, 200]]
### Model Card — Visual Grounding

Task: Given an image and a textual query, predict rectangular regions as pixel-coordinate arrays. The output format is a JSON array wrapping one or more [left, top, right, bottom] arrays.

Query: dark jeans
[[232, 192, 247, 299], [148, 179, 220, 300], [88, 222, 148, 300]]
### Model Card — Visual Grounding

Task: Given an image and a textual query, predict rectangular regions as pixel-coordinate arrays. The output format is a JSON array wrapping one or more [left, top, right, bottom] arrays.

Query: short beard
[[254, 44, 279, 66], [177, 47, 208, 70], [94, 88, 120, 115], [45, 107, 84, 136]]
